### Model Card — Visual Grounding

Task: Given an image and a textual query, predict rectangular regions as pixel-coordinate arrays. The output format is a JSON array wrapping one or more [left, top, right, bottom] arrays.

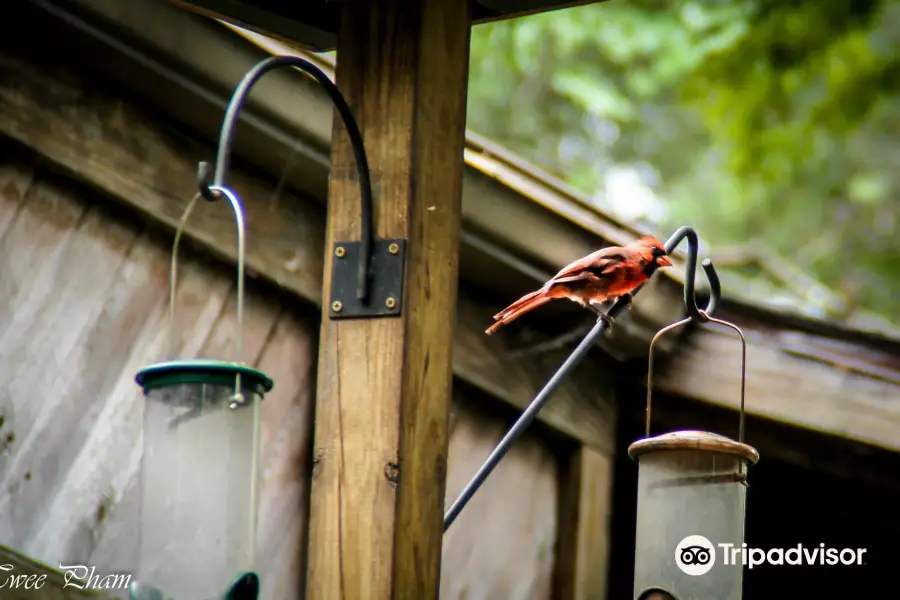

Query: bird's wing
[[551, 246, 630, 281], [550, 272, 602, 285]]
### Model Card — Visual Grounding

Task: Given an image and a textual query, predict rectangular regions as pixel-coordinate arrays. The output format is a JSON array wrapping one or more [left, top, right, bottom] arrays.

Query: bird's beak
[[657, 255, 673, 267]]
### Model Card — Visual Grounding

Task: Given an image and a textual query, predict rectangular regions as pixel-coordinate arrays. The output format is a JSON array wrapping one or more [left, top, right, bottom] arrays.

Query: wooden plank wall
[[0, 145, 560, 598]]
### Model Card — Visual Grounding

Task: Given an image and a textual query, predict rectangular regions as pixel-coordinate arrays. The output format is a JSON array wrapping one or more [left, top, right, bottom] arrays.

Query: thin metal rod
[[169, 188, 247, 367], [443, 226, 724, 532], [644, 311, 748, 443], [210, 186, 248, 368], [169, 193, 201, 360], [443, 316, 612, 532], [645, 316, 693, 437], [199, 54, 374, 304], [705, 315, 748, 444]]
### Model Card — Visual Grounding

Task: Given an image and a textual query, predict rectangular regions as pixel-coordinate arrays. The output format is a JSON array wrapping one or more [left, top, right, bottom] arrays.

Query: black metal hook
[[442, 226, 724, 533], [662, 226, 720, 322], [198, 55, 375, 304]]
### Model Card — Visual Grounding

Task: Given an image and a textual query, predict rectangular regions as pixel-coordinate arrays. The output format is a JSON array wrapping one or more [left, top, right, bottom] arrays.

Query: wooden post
[[305, 1, 472, 599], [553, 446, 614, 600]]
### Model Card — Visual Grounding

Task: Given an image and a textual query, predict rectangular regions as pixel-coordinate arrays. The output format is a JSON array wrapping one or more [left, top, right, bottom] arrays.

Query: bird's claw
[[619, 292, 635, 309]]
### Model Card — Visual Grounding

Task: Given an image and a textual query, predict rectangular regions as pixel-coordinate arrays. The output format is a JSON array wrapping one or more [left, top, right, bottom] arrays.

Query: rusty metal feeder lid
[[628, 430, 759, 465]]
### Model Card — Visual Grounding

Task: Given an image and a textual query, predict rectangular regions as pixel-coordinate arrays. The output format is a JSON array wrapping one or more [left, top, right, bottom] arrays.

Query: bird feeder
[[130, 188, 272, 600], [630, 312, 758, 600]]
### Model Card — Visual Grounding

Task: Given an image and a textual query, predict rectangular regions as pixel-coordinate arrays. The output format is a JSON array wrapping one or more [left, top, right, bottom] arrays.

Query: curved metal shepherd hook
[[662, 225, 720, 322], [197, 55, 375, 304], [442, 226, 724, 532]]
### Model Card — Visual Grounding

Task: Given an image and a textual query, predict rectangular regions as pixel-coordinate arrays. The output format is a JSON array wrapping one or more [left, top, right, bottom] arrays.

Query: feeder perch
[[130, 185, 272, 600], [631, 301, 758, 600]]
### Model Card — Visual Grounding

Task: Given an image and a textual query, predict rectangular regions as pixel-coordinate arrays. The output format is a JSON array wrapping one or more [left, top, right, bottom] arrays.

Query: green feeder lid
[[135, 359, 274, 395]]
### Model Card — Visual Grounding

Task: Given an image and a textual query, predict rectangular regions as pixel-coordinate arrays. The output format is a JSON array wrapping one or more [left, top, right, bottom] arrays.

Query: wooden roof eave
[[165, 0, 608, 51], [46, 0, 689, 358], [197, 12, 900, 457], [165, 15, 900, 353], [6, 0, 619, 452], [14, 0, 900, 455]]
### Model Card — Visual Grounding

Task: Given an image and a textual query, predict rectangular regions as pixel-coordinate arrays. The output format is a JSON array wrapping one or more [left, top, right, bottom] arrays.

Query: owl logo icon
[[675, 535, 716, 576]]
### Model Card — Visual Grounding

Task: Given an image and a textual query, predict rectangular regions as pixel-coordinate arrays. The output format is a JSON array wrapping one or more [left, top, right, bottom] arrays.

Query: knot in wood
[[384, 461, 400, 487]]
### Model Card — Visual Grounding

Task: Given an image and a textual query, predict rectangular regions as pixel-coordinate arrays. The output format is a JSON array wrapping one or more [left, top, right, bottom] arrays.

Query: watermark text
[[60, 564, 132, 590], [0, 564, 47, 590], [0, 563, 131, 591], [675, 535, 867, 576], [718, 542, 866, 569]]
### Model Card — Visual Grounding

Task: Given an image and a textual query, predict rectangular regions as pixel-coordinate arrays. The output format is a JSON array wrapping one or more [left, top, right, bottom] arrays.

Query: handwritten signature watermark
[[0, 562, 132, 591], [0, 563, 45, 590]]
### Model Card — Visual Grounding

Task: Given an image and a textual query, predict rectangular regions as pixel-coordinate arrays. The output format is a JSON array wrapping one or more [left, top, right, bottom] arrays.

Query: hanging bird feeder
[[630, 265, 758, 600], [129, 187, 272, 600], [126, 51, 358, 600]]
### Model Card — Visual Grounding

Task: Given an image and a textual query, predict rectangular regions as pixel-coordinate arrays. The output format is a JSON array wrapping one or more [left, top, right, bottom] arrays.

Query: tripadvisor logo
[[675, 535, 716, 576], [675, 536, 867, 575]]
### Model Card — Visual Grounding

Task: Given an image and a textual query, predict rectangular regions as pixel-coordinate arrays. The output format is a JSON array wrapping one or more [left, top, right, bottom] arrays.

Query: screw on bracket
[[329, 239, 406, 319]]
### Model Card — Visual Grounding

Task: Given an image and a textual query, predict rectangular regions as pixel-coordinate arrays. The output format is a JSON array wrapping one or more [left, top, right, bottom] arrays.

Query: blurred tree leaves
[[466, 0, 900, 321]]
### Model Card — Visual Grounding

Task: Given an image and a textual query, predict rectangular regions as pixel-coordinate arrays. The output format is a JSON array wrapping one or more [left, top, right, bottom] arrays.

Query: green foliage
[[466, 0, 900, 321]]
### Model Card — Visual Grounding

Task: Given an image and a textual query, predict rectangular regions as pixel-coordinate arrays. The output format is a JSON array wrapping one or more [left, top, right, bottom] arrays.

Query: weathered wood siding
[[0, 148, 558, 598]]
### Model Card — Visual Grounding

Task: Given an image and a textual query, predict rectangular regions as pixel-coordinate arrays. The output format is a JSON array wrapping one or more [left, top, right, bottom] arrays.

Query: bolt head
[[388, 243, 399, 255], [331, 300, 343, 312], [335, 246, 346, 258], [385, 297, 397, 309]]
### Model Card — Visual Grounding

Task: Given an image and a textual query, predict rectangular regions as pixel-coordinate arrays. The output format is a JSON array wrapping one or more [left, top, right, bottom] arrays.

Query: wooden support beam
[[0, 47, 616, 449], [305, 1, 472, 598], [552, 446, 613, 600]]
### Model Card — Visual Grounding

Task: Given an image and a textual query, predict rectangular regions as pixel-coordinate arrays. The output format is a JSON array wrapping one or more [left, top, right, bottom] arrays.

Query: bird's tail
[[485, 290, 552, 335]]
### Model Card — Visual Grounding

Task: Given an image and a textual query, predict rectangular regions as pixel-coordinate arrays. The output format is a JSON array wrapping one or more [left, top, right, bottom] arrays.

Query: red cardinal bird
[[485, 236, 673, 335]]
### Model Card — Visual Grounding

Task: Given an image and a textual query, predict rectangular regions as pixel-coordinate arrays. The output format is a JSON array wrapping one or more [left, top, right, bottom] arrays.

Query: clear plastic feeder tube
[[135, 361, 272, 599]]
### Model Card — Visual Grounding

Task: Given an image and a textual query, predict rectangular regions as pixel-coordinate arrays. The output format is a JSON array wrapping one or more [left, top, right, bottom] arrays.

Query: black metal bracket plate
[[328, 239, 406, 319]]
